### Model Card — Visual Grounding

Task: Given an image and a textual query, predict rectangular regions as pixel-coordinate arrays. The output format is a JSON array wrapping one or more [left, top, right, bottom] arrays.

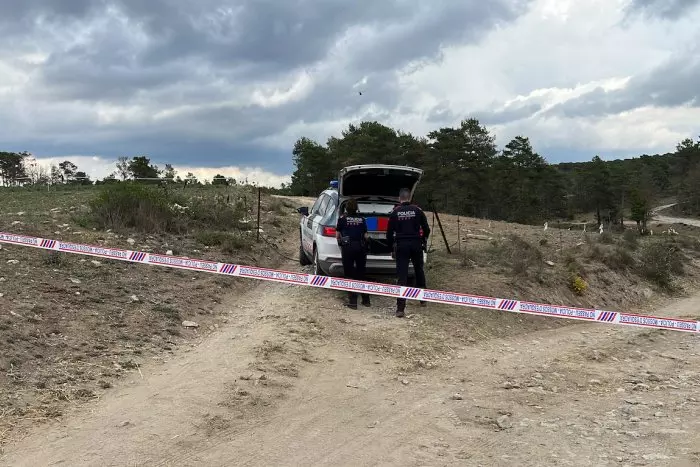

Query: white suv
[[297, 164, 426, 277]]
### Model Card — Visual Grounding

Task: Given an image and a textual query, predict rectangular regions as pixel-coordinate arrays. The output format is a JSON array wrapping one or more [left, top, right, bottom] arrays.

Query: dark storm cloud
[[17, 0, 531, 102], [546, 53, 700, 119], [0, 0, 533, 171], [625, 0, 700, 19]]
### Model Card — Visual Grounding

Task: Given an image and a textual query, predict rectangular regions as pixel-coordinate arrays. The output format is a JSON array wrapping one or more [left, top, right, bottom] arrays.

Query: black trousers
[[396, 240, 426, 312], [341, 242, 369, 305]]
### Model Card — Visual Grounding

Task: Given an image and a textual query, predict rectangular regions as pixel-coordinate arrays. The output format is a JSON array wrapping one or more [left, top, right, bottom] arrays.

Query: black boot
[[361, 295, 371, 307], [395, 308, 405, 318]]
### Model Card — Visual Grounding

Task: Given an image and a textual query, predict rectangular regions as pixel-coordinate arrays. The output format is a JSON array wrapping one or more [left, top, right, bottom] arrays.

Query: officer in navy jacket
[[335, 199, 371, 309], [386, 188, 430, 317]]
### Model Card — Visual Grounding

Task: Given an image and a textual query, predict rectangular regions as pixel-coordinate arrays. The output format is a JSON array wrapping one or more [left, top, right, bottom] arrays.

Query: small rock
[[209, 325, 215, 331], [367, 421, 379, 428], [451, 393, 464, 401], [182, 321, 199, 328], [633, 383, 650, 391], [545, 260, 555, 267], [647, 374, 662, 382], [258, 374, 267, 381], [589, 379, 602, 385], [166, 250, 174, 256], [401, 379, 409, 385], [503, 381, 521, 389], [533, 373, 543, 379], [91, 260, 102, 267], [70, 278, 81, 284], [496, 415, 512, 429], [127, 238, 136, 245], [653, 412, 666, 418], [118, 421, 132, 428], [0, 293, 4, 298], [16, 211, 25, 216], [7, 260, 19, 265], [0, 277, 5, 282], [629, 417, 641, 423], [130, 295, 139, 302]]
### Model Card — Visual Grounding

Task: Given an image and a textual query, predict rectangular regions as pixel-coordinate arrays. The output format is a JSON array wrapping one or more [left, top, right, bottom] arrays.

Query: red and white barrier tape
[[1, 231, 698, 334]]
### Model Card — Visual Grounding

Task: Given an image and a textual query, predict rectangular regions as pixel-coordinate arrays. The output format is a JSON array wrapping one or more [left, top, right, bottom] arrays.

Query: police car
[[297, 164, 426, 277]]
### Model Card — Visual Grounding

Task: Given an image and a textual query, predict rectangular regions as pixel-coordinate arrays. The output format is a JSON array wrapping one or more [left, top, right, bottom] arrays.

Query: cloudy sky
[[1, 0, 699, 186]]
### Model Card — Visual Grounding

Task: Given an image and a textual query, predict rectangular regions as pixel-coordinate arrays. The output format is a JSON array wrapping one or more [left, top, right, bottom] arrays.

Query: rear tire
[[299, 243, 312, 266]]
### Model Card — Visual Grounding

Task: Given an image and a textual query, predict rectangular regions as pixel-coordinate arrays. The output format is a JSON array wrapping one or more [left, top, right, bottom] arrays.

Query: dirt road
[[1, 246, 699, 467], [652, 204, 700, 229]]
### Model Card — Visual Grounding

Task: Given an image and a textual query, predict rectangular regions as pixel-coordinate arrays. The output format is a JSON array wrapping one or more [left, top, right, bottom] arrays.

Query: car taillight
[[322, 226, 336, 237]]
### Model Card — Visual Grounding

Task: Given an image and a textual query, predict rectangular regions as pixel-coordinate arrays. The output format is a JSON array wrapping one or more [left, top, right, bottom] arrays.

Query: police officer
[[336, 199, 371, 309], [386, 188, 430, 317]]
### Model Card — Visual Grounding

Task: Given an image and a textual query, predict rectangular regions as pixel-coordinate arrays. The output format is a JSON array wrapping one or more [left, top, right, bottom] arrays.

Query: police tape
[[1, 231, 698, 334]]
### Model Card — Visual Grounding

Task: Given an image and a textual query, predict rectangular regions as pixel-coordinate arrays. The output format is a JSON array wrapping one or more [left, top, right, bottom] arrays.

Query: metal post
[[432, 208, 451, 254], [457, 216, 461, 253], [257, 187, 262, 242]]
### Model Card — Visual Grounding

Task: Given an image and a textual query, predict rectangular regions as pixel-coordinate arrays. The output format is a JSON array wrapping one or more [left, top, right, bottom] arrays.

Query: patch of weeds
[[257, 340, 286, 359], [674, 235, 700, 253], [638, 241, 685, 288], [43, 251, 65, 267], [71, 214, 95, 229], [623, 229, 639, 250], [486, 235, 543, 277], [73, 388, 96, 400], [539, 237, 548, 246], [588, 244, 606, 261], [195, 231, 252, 252], [598, 231, 614, 244], [89, 183, 248, 234], [459, 249, 479, 269], [153, 304, 181, 321], [603, 247, 636, 271], [564, 254, 586, 278]]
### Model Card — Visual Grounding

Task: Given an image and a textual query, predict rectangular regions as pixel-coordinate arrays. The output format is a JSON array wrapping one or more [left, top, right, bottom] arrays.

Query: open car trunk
[[337, 165, 424, 256], [339, 165, 423, 202]]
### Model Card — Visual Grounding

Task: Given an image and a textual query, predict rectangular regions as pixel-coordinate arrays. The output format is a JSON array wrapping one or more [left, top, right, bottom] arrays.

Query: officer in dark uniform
[[386, 188, 430, 317], [336, 199, 371, 309]]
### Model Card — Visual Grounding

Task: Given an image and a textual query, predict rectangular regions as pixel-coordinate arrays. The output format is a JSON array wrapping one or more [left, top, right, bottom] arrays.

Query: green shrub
[[195, 231, 252, 253], [638, 241, 684, 288], [603, 247, 636, 271], [90, 183, 182, 233], [90, 183, 247, 234], [487, 235, 543, 276], [570, 275, 588, 295]]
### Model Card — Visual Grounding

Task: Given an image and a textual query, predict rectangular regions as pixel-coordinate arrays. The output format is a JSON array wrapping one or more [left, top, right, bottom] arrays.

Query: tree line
[[287, 119, 700, 228], [0, 153, 247, 188]]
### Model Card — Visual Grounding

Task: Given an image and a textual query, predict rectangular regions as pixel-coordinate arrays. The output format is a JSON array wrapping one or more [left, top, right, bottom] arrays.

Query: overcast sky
[[1, 0, 699, 186]]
